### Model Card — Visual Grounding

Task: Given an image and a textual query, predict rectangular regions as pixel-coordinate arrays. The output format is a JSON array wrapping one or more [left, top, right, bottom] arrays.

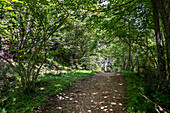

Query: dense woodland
[[0, 0, 170, 112]]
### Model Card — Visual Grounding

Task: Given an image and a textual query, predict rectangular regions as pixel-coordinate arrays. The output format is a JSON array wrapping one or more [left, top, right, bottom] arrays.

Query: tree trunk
[[146, 36, 149, 57], [128, 39, 133, 71], [151, 0, 168, 93], [135, 49, 140, 74], [156, 0, 170, 79], [122, 48, 126, 70]]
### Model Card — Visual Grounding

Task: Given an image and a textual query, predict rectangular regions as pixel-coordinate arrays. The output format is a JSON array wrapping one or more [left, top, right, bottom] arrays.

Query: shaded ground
[[39, 72, 127, 113]]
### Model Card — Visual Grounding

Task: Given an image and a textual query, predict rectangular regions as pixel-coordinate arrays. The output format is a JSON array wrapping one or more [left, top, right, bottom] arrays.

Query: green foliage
[[152, 92, 170, 110], [0, 70, 97, 112], [122, 70, 170, 112], [1, 91, 46, 112], [1, 0, 170, 112], [1, 0, 69, 92], [69, 70, 98, 77], [121, 70, 156, 113]]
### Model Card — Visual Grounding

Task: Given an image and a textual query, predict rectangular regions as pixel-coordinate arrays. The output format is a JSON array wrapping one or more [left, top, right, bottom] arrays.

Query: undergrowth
[[121, 70, 156, 113], [0, 70, 98, 113]]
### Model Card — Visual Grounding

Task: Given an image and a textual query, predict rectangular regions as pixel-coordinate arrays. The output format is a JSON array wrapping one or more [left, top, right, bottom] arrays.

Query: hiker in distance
[[103, 57, 109, 72]]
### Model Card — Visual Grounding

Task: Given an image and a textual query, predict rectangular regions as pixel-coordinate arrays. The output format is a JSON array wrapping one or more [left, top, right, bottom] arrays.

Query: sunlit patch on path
[[39, 72, 127, 113]]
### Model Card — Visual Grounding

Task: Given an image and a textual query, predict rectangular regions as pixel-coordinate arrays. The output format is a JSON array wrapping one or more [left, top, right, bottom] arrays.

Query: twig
[[140, 93, 168, 113]]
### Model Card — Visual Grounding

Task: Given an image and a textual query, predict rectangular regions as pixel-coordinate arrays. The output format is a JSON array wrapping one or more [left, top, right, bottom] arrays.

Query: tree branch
[[0, 55, 21, 76], [140, 93, 169, 113], [47, 13, 70, 39]]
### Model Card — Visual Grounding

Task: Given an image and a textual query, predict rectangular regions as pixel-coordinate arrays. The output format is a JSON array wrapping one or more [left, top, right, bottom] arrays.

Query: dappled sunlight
[[56, 95, 65, 100], [98, 101, 105, 105], [90, 100, 94, 102], [102, 91, 109, 94], [119, 83, 124, 86], [56, 107, 62, 110], [109, 109, 113, 111], [74, 100, 78, 103], [41, 72, 126, 112], [116, 73, 121, 76], [93, 101, 98, 105], [69, 98, 73, 100], [55, 84, 61, 87], [39, 87, 45, 90], [90, 105, 97, 108], [114, 90, 118, 92], [119, 103, 123, 106], [87, 110, 92, 113], [101, 106, 105, 109], [111, 102, 117, 105], [104, 96, 108, 98], [92, 92, 98, 95], [54, 89, 125, 112], [113, 96, 116, 98], [103, 109, 108, 112]]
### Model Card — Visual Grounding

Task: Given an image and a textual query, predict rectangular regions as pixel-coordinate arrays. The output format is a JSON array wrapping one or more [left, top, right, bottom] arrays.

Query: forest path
[[39, 72, 127, 113]]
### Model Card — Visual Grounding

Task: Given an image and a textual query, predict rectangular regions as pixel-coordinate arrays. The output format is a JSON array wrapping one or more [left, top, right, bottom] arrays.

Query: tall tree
[[151, 0, 167, 92], [156, 0, 170, 77]]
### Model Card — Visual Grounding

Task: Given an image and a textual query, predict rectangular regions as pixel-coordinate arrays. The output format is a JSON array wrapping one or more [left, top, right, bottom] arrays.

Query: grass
[[120, 70, 155, 113], [0, 70, 98, 113]]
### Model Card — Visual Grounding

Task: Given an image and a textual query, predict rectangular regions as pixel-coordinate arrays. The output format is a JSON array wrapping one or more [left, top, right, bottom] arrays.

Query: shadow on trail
[[39, 72, 127, 113]]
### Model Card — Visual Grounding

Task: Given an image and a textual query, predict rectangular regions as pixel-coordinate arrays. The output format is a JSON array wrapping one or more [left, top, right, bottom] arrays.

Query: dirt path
[[39, 72, 127, 113]]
